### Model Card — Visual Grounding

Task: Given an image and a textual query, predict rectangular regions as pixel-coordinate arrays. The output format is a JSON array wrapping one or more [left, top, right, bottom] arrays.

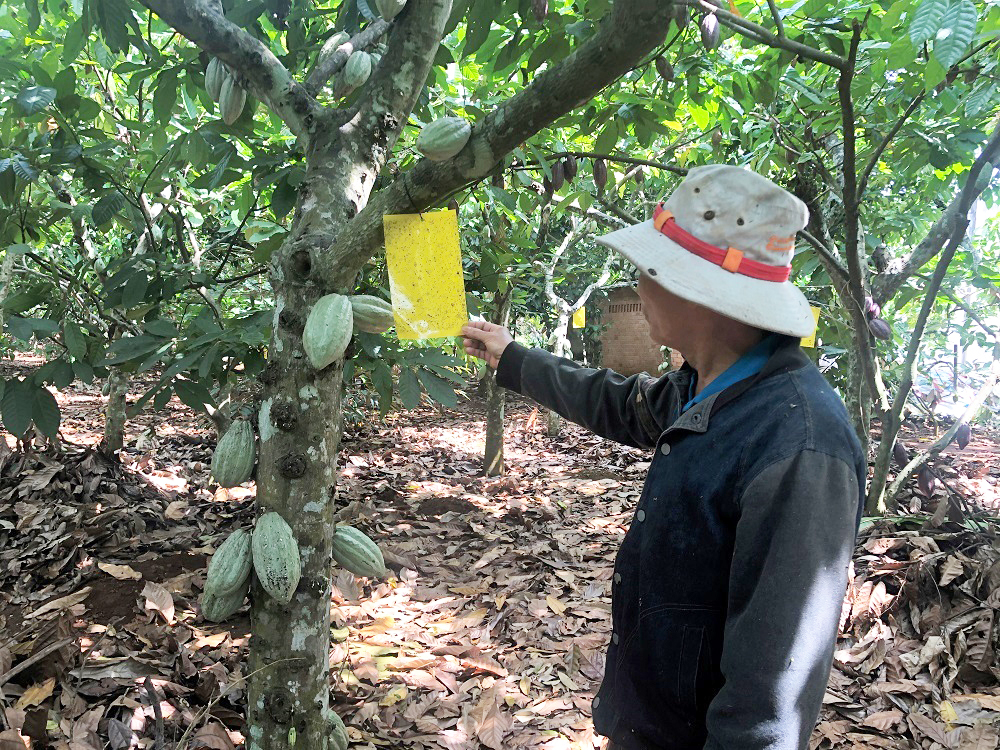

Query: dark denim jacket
[[497, 337, 865, 750]]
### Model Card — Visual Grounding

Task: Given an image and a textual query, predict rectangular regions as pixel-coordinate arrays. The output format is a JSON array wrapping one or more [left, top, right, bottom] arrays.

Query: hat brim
[[597, 221, 816, 338]]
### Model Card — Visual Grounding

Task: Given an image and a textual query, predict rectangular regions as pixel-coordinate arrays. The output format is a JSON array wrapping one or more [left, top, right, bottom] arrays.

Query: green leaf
[[32, 387, 60, 438], [910, 0, 948, 43], [11, 157, 38, 182], [6, 316, 36, 342], [398, 367, 421, 408], [417, 369, 458, 407], [173, 378, 213, 412], [93, 192, 126, 226], [63, 322, 87, 360], [100, 334, 165, 365], [933, 0, 978, 69], [153, 386, 173, 410], [144, 319, 178, 338], [1, 380, 32, 437], [17, 86, 56, 115], [152, 70, 178, 125]]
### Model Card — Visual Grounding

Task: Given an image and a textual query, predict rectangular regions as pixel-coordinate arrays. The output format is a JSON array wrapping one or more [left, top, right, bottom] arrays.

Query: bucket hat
[[595, 164, 815, 337]]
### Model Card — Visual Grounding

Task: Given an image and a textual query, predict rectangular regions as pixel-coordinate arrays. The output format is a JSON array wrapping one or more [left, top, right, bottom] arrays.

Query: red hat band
[[652, 203, 791, 283]]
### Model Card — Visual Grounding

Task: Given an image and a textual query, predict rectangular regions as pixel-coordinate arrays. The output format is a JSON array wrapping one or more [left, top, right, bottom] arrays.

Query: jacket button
[[593, 696, 601, 709], [660, 443, 671, 455], [612, 632, 619, 645], [636, 510, 646, 522], [614, 572, 622, 584]]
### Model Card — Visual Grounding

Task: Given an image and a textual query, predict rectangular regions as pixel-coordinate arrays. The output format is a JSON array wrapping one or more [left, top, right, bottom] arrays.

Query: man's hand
[[462, 321, 514, 369]]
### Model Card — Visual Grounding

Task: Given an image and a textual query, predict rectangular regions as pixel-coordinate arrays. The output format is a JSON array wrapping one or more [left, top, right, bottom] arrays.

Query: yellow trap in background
[[384, 209, 468, 339], [800, 306, 822, 348]]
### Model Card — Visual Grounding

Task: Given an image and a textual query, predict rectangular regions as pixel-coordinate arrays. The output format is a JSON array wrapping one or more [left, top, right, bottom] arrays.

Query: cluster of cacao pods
[[206, 58, 247, 125], [863, 295, 892, 341], [336, 49, 372, 97], [416, 116, 472, 161], [303, 293, 395, 370]]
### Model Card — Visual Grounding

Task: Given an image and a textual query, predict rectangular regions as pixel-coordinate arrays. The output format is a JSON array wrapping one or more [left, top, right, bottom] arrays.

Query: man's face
[[635, 271, 691, 348]]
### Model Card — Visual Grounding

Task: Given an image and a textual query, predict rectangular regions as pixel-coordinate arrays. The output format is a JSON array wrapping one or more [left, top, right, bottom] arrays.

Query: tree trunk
[[483, 290, 512, 476], [0, 245, 18, 336], [100, 367, 129, 455], [546, 313, 571, 437]]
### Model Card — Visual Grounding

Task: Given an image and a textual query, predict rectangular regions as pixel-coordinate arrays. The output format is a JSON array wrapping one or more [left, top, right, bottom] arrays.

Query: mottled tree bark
[[100, 367, 129, 455], [484, 290, 512, 475]]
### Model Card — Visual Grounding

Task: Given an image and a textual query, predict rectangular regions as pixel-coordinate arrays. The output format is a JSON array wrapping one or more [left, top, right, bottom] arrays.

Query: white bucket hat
[[596, 164, 815, 338]]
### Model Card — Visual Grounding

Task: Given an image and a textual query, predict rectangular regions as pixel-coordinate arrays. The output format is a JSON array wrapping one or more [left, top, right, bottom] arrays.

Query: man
[[462, 165, 865, 750]]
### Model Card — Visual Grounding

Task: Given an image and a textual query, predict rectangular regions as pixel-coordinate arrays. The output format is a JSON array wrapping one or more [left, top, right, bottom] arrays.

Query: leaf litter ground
[[0, 359, 998, 749]]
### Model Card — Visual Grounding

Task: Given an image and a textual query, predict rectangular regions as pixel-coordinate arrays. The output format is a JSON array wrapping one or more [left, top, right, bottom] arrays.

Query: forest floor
[[1, 354, 999, 750]]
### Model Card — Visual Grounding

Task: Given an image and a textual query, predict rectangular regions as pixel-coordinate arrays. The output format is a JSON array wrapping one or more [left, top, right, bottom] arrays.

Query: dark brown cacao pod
[[563, 155, 577, 180], [892, 439, 910, 467], [672, 4, 690, 28], [917, 466, 937, 497], [700, 13, 721, 50], [711, 130, 722, 148], [954, 423, 971, 450], [550, 161, 564, 191], [655, 56, 674, 82], [531, 0, 547, 22], [867, 318, 892, 341], [542, 175, 553, 195], [593, 158, 607, 193]]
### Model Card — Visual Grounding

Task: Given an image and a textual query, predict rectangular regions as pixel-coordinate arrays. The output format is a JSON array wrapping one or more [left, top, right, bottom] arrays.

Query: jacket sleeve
[[495, 342, 671, 449], [703, 450, 860, 750]]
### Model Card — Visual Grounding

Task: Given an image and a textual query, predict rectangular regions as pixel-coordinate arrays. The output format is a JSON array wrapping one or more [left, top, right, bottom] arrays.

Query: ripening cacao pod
[[892, 439, 910, 467], [343, 50, 372, 88], [655, 56, 674, 82], [211, 420, 256, 488], [917, 466, 937, 497], [350, 295, 395, 333], [219, 76, 247, 125], [200, 585, 247, 623], [701, 13, 721, 50], [375, 0, 406, 21], [673, 4, 690, 28], [329, 711, 349, 750], [416, 116, 472, 161], [532, 0, 547, 22], [550, 161, 565, 191], [563, 154, 578, 181], [331, 525, 386, 578], [867, 317, 892, 341], [954, 423, 971, 450], [206, 58, 227, 102], [252, 512, 301, 604], [205, 529, 253, 597], [303, 293, 354, 370], [594, 158, 608, 193]]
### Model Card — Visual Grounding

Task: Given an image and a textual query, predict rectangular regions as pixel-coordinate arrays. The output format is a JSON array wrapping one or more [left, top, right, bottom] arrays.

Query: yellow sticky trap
[[572, 307, 586, 328], [384, 209, 468, 339], [800, 306, 822, 348]]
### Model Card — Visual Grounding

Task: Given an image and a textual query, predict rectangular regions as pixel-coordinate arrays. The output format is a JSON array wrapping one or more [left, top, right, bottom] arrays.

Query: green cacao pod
[[220, 76, 247, 125], [211, 420, 256, 488], [350, 295, 394, 333], [416, 117, 472, 161], [101, 382, 111, 397], [317, 30, 350, 65], [201, 584, 247, 623], [303, 293, 354, 370], [204, 529, 252, 597], [206, 58, 227, 102], [252, 512, 301, 604], [328, 710, 349, 750], [343, 50, 372, 88], [375, 0, 406, 21], [331, 525, 386, 578]]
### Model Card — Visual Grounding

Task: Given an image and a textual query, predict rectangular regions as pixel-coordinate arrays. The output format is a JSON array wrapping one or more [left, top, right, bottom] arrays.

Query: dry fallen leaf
[[190, 722, 237, 750], [15, 678, 55, 710], [24, 587, 91, 619], [98, 562, 142, 580], [0, 729, 28, 750], [142, 581, 175, 624]]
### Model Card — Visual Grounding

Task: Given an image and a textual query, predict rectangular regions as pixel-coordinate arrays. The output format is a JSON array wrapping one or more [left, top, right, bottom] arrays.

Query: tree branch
[[317, 0, 674, 287], [134, 0, 322, 139], [799, 229, 848, 282], [571, 247, 616, 313], [676, 0, 845, 69], [857, 92, 924, 200], [871, 120, 1000, 303], [766, 0, 784, 38]]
